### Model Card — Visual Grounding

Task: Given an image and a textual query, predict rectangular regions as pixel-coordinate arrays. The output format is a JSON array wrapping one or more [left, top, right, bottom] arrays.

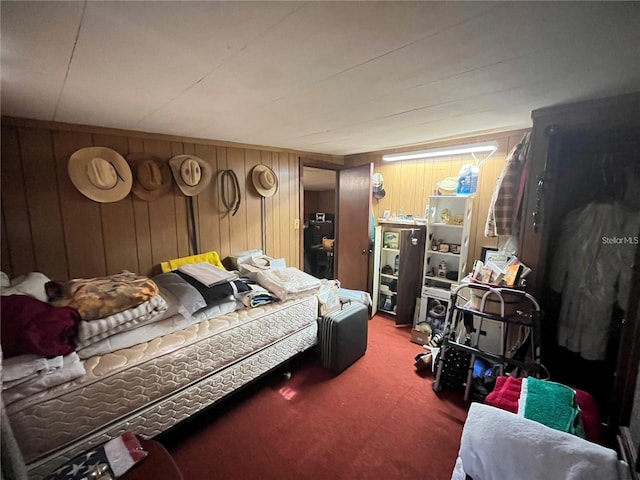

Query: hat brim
[[128, 153, 173, 201], [169, 155, 213, 196], [373, 187, 386, 200], [68, 146, 132, 203], [251, 165, 279, 197]]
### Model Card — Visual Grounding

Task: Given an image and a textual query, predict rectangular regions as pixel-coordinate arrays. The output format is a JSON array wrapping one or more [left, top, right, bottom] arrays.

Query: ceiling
[[2, 2, 639, 156]]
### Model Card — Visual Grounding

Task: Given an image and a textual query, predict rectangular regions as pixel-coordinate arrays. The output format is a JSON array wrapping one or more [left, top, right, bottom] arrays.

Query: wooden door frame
[[298, 157, 343, 271]]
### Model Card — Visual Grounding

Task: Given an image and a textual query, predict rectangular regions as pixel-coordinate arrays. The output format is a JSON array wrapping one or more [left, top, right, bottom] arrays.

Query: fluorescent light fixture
[[381, 141, 498, 162]]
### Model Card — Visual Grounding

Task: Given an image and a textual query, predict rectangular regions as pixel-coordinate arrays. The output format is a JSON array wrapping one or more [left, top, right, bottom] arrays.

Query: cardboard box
[[411, 328, 431, 346]]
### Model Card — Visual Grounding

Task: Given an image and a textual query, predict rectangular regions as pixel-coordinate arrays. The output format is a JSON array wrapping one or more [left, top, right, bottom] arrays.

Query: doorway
[[302, 166, 337, 279], [300, 161, 373, 291]]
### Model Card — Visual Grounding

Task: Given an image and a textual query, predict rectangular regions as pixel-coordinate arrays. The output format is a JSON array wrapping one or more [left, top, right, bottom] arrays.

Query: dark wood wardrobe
[[518, 92, 640, 439]]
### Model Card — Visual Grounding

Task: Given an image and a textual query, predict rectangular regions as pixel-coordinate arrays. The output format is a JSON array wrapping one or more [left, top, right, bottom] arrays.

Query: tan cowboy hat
[[169, 154, 212, 196], [251, 165, 279, 197], [68, 146, 132, 203], [128, 153, 173, 201]]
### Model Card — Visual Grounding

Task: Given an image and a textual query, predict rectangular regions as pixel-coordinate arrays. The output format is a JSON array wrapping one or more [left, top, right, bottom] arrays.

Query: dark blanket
[[175, 271, 250, 304], [1, 295, 80, 358]]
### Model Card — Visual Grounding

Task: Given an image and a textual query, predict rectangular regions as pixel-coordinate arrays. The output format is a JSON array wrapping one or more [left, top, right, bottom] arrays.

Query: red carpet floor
[[161, 315, 469, 480]]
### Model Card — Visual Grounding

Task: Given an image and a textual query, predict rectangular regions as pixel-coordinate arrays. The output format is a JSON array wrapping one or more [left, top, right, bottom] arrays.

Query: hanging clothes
[[485, 132, 531, 237], [549, 201, 639, 360]]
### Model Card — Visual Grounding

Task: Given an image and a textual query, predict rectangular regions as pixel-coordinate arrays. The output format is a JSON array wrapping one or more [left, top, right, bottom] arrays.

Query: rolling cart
[[432, 281, 543, 401]]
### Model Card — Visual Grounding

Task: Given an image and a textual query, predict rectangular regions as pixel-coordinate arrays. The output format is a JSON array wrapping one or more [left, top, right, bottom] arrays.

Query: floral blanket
[[46, 271, 159, 321]]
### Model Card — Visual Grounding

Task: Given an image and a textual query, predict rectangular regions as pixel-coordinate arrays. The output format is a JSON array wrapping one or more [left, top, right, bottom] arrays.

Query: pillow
[[175, 271, 250, 304], [45, 432, 147, 479], [0, 272, 50, 302], [160, 250, 224, 273], [152, 272, 207, 316]]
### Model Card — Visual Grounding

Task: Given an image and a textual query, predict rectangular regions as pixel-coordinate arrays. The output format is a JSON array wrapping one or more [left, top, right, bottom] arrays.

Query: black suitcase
[[317, 301, 368, 374]]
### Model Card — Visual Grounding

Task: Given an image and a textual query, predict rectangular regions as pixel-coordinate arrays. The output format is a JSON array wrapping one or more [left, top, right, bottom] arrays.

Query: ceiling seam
[[133, 1, 312, 131], [52, 0, 87, 122], [235, 48, 547, 144], [230, 4, 506, 141], [261, 4, 505, 109], [250, 80, 538, 144]]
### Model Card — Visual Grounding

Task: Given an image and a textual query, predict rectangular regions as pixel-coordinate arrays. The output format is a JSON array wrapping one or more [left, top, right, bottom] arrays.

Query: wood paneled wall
[[346, 129, 530, 269], [1, 117, 530, 284], [303, 190, 336, 222], [1, 120, 307, 280]]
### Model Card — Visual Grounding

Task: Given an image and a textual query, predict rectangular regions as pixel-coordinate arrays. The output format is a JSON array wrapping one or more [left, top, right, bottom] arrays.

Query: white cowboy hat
[[169, 155, 213, 196], [67, 146, 132, 203], [251, 165, 279, 197], [128, 153, 173, 201], [372, 172, 386, 199]]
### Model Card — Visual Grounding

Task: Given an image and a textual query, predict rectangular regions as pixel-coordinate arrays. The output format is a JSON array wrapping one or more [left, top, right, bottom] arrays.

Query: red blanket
[[1, 295, 80, 358]]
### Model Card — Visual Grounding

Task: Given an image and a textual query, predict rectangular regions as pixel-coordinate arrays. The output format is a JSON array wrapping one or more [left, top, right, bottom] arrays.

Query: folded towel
[[236, 284, 279, 308], [2, 354, 63, 383], [256, 267, 321, 301], [518, 377, 584, 437], [2, 353, 85, 405], [177, 262, 237, 287], [459, 403, 626, 480], [485, 375, 522, 413]]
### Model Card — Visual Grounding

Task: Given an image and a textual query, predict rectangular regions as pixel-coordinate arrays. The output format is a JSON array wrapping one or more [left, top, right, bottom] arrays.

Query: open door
[[335, 163, 372, 291]]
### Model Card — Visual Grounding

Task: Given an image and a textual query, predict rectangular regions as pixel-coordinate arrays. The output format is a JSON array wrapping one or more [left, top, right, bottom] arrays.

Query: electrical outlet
[[294, 219, 300, 229]]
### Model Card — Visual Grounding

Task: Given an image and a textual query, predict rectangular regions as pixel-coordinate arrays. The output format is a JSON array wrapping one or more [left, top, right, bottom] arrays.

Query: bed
[[1, 261, 326, 479]]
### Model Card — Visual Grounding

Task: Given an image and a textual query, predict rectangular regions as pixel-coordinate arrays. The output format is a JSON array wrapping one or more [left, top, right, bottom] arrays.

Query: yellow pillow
[[161, 251, 225, 273]]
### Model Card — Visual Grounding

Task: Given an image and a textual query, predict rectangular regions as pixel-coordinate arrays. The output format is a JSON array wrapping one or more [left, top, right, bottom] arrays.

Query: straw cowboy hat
[[128, 153, 173, 201], [251, 165, 279, 197], [169, 155, 213, 196], [67, 146, 133, 203]]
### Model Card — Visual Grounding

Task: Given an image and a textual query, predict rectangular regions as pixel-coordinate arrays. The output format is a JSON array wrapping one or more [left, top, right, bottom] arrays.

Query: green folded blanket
[[520, 377, 585, 437]]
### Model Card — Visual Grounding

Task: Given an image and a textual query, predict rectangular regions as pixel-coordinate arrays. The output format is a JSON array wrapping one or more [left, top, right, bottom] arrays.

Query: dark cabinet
[[518, 92, 640, 436], [372, 222, 425, 325]]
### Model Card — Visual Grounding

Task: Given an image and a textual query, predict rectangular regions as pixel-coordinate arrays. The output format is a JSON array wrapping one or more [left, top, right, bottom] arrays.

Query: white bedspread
[[456, 403, 629, 480]]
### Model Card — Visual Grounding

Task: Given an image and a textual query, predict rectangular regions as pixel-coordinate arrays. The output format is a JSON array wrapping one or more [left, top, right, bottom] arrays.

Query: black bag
[[470, 364, 501, 402], [435, 340, 472, 391]]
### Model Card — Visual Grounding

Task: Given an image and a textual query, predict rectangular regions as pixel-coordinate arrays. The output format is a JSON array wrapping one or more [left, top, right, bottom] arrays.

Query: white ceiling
[[2, 1, 640, 156]]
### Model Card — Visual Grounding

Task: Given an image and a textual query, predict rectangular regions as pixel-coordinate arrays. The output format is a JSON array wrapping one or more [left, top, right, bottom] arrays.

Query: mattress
[[8, 294, 318, 475], [76, 295, 240, 359]]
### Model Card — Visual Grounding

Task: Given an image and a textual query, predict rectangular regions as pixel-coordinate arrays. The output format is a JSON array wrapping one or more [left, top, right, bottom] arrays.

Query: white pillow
[[0, 272, 51, 303]]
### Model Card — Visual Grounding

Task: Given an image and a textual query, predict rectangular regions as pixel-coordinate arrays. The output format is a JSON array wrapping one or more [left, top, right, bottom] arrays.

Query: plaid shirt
[[485, 133, 531, 237]]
